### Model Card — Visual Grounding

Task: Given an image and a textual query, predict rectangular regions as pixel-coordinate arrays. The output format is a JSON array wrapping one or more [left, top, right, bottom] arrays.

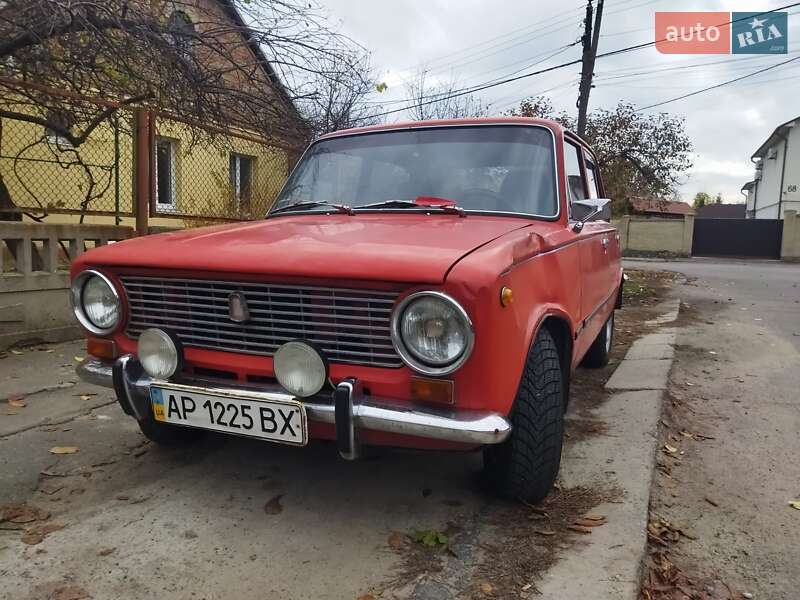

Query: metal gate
[[692, 218, 783, 258]]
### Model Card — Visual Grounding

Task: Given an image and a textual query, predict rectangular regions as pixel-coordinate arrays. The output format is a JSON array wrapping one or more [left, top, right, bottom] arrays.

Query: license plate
[[149, 385, 307, 446]]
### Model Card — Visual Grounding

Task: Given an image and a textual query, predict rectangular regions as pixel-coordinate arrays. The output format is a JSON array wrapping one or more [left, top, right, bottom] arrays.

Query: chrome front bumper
[[77, 355, 511, 458]]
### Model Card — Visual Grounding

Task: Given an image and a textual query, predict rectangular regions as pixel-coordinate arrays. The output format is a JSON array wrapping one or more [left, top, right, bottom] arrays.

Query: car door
[[563, 140, 606, 329], [583, 152, 620, 303]]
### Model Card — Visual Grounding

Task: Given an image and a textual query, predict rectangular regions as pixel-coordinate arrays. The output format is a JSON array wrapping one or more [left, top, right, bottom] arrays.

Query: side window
[[585, 159, 599, 198], [585, 157, 611, 221], [564, 142, 587, 212]]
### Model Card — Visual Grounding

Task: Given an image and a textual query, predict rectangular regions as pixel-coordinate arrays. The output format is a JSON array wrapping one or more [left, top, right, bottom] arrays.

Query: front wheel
[[484, 327, 564, 503], [137, 415, 206, 446]]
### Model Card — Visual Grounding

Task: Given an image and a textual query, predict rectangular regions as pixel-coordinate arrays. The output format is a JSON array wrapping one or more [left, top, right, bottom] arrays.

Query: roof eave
[[752, 117, 797, 159]]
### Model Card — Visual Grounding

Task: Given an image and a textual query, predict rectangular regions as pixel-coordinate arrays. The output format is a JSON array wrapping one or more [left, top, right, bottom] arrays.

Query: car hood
[[76, 214, 535, 284]]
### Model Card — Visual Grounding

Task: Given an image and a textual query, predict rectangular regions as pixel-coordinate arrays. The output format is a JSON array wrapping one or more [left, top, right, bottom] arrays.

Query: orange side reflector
[[411, 377, 454, 406], [87, 338, 118, 360], [500, 286, 514, 307]]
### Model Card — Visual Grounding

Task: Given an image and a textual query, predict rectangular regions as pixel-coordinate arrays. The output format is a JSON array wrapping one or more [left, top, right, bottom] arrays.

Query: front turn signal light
[[87, 337, 118, 360], [411, 377, 454, 406]]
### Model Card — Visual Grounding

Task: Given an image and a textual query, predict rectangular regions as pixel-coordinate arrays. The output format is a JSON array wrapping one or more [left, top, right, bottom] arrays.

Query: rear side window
[[585, 159, 600, 198], [564, 142, 586, 205]]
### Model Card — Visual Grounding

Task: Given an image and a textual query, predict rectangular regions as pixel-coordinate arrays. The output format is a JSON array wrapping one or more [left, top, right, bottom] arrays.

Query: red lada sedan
[[72, 118, 623, 502]]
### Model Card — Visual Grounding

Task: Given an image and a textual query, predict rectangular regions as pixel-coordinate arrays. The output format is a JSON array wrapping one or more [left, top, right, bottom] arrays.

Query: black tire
[[484, 327, 564, 503], [137, 416, 205, 446], [582, 312, 614, 368]]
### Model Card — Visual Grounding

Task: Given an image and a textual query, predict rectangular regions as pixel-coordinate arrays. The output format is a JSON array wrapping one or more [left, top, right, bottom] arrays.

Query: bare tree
[[299, 53, 382, 137], [0, 0, 370, 218], [405, 70, 489, 121]]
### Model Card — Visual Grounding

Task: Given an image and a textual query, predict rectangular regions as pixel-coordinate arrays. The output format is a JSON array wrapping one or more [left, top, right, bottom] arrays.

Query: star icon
[[749, 16, 767, 29]]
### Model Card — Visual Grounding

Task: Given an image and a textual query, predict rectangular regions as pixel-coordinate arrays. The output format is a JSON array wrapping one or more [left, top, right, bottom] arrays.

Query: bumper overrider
[[77, 355, 512, 459]]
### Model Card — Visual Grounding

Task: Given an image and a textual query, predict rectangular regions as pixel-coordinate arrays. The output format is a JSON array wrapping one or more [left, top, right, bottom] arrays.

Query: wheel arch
[[538, 314, 573, 410]]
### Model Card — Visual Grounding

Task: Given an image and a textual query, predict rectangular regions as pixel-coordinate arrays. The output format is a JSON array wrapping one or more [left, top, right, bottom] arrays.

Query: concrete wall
[[614, 215, 694, 256], [1, 222, 133, 349], [782, 209, 800, 261]]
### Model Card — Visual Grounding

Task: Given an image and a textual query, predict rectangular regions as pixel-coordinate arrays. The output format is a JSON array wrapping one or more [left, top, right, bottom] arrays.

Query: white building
[[743, 117, 800, 219]]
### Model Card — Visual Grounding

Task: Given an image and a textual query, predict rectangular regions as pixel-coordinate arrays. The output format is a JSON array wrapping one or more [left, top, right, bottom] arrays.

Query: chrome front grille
[[121, 276, 403, 368]]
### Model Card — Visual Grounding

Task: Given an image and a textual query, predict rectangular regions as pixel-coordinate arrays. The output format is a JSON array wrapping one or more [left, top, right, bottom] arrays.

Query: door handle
[[601, 237, 609, 249]]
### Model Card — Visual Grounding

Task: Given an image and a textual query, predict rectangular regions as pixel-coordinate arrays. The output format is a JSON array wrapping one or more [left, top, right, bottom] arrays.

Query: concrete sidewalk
[[0, 301, 679, 599], [1, 340, 114, 437]]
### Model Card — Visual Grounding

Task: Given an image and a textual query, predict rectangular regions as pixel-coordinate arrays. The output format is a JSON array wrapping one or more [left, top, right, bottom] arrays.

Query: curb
[[537, 299, 680, 599]]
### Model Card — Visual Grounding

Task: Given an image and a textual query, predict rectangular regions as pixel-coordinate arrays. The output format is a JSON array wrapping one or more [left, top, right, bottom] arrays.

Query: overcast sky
[[319, 0, 800, 204]]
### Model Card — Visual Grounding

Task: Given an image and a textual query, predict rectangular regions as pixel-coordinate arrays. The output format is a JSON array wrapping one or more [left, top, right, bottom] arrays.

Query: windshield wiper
[[270, 201, 354, 215], [356, 199, 419, 210], [355, 198, 466, 217]]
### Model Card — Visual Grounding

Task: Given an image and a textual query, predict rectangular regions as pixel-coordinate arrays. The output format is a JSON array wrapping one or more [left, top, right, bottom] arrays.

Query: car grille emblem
[[228, 292, 250, 323]]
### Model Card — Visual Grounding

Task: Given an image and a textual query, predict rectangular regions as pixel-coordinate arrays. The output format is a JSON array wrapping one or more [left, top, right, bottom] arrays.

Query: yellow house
[[0, 0, 306, 230]]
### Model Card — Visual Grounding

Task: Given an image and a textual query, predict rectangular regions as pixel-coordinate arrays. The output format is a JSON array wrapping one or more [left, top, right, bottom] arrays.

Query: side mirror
[[572, 198, 612, 232]]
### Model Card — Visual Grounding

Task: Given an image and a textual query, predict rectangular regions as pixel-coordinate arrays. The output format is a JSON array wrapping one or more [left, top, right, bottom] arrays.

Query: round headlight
[[71, 271, 121, 335], [274, 341, 328, 398], [392, 292, 474, 375], [138, 328, 182, 380]]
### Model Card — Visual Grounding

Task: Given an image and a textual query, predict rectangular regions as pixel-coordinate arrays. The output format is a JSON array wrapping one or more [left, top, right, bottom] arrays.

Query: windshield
[[271, 125, 558, 217]]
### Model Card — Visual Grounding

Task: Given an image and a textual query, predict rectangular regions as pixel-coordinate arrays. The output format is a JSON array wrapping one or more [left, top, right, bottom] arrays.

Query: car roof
[[317, 117, 570, 141]]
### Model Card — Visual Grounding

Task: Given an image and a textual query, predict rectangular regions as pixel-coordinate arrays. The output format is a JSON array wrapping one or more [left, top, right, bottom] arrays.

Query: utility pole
[[577, 0, 604, 138]]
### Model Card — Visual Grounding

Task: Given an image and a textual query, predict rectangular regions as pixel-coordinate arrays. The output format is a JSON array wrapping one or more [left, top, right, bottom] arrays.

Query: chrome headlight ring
[[70, 270, 122, 336], [390, 291, 475, 376]]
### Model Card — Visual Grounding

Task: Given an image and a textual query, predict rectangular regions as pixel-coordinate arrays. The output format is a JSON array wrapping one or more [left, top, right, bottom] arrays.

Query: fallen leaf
[[480, 582, 494, 594], [533, 529, 556, 536], [6, 409, 19, 416], [97, 547, 115, 556], [582, 514, 606, 521], [21, 522, 64, 545], [8, 396, 26, 407], [567, 524, 592, 534], [1, 503, 49, 524], [574, 518, 607, 528], [704, 497, 719, 507], [789, 500, 800, 510], [79, 395, 93, 402], [264, 494, 284, 515], [49, 446, 79, 455], [115, 495, 129, 501], [413, 529, 449, 547], [663, 443, 678, 454], [10, 349, 23, 355], [522, 583, 533, 591], [356, 595, 376, 600], [74, 356, 84, 362], [387, 531, 407, 550], [52, 585, 90, 600]]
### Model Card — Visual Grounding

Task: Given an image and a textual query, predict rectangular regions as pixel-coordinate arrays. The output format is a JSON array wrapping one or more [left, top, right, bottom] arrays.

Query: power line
[[392, 3, 586, 74], [364, 41, 580, 106], [636, 54, 800, 111], [371, 2, 800, 119]]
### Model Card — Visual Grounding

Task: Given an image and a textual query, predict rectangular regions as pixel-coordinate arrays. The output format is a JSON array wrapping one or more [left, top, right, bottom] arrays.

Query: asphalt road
[[627, 258, 800, 598]]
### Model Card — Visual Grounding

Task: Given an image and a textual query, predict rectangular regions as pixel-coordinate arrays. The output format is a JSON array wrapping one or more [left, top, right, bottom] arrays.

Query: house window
[[168, 11, 195, 59], [44, 109, 74, 148], [230, 154, 253, 215], [154, 138, 177, 212]]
